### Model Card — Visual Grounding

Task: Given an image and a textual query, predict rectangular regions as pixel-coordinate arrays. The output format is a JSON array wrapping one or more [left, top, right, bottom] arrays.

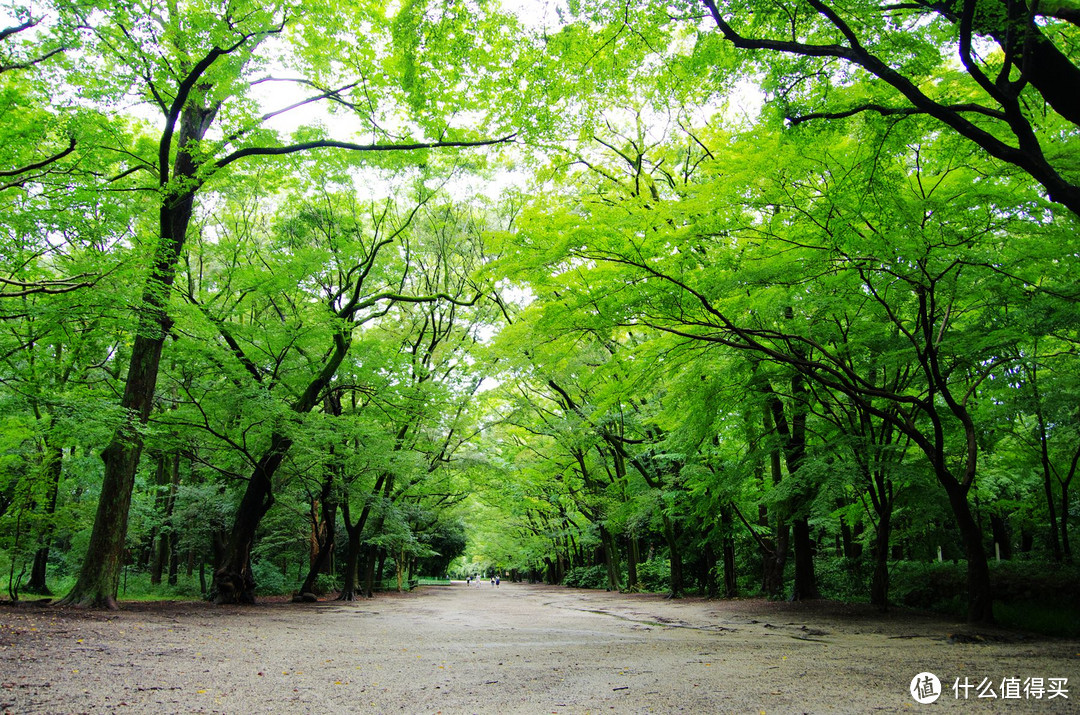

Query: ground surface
[[1, 583, 1078, 713]]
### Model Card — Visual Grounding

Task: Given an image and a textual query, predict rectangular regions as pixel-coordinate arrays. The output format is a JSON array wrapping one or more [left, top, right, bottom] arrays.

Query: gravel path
[[2, 583, 1078, 713]]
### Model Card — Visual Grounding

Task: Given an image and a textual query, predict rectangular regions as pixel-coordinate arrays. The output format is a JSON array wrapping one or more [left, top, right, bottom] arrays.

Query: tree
[[0, 13, 75, 190], [498, 104, 1074, 620], [47, 0, 516, 607], [694, 0, 1080, 216]]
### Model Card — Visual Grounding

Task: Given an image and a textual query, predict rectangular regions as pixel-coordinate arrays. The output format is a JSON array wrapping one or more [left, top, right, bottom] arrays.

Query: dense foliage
[[1, 0, 1076, 625]]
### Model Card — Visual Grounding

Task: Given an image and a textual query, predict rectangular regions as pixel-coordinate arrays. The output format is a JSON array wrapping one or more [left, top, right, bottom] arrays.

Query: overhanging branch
[[216, 134, 516, 170], [788, 102, 1007, 125]]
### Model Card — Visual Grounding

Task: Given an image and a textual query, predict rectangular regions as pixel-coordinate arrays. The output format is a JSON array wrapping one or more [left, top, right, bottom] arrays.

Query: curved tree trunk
[[213, 327, 354, 603], [212, 434, 287, 604], [300, 471, 338, 595]]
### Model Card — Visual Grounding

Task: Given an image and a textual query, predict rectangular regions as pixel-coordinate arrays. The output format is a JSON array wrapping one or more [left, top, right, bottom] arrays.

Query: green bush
[[311, 572, 339, 595], [157, 578, 204, 600], [889, 559, 1080, 635], [887, 560, 1064, 611], [889, 561, 969, 611], [634, 558, 670, 593], [563, 564, 608, 589], [994, 601, 1080, 638], [251, 559, 288, 596], [814, 557, 873, 603]]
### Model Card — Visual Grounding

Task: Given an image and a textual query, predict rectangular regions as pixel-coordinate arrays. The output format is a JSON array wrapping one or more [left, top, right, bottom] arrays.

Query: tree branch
[[0, 136, 77, 178], [216, 134, 516, 170], [788, 102, 1007, 125]]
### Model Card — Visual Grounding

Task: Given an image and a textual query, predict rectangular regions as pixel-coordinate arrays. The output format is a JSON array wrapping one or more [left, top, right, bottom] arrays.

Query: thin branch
[[0, 137, 77, 178], [216, 134, 516, 170]]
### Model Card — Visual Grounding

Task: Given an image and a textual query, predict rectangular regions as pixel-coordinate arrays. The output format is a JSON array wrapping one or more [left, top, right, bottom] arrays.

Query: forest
[[0, 0, 1077, 628]]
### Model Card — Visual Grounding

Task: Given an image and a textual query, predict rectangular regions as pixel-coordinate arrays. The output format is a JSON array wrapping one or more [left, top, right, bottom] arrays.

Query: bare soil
[[2, 583, 1078, 713]]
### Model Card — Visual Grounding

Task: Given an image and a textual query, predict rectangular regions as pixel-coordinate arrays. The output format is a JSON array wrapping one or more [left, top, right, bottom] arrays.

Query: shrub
[[311, 572, 339, 595], [889, 559, 1080, 635], [634, 558, 670, 593], [251, 558, 288, 596], [563, 565, 608, 589], [886, 561, 969, 611], [814, 557, 873, 603]]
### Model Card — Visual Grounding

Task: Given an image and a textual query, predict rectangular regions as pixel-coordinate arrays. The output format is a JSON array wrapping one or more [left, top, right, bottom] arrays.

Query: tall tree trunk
[[839, 517, 859, 559], [702, 542, 719, 598], [59, 99, 216, 609], [760, 402, 788, 598], [790, 518, 819, 601], [869, 509, 892, 611], [27, 548, 50, 596], [59, 344, 164, 608], [1055, 440, 1077, 562], [761, 527, 789, 598], [26, 439, 64, 594], [363, 543, 381, 597], [662, 514, 684, 597], [625, 534, 640, 592], [989, 514, 1012, 560], [362, 467, 398, 598], [599, 524, 621, 591], [338, 473, 385, 601], [339, 523, 363, 600], [150, 452, 180, 585], [943, 482, 994, 623], [767, 362, 817, 601], [719, 503, 737, 598], [168, 543, 180, 587], [375, 549, 388, 590], [1062, 482, 1072, 562], [1019, 527, 1033, 553], [1035, 399, 1064, 561]]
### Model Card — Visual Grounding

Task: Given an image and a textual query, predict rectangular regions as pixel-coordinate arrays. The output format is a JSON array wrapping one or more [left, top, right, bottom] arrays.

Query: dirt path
[[2, 583, 1077, 713]]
